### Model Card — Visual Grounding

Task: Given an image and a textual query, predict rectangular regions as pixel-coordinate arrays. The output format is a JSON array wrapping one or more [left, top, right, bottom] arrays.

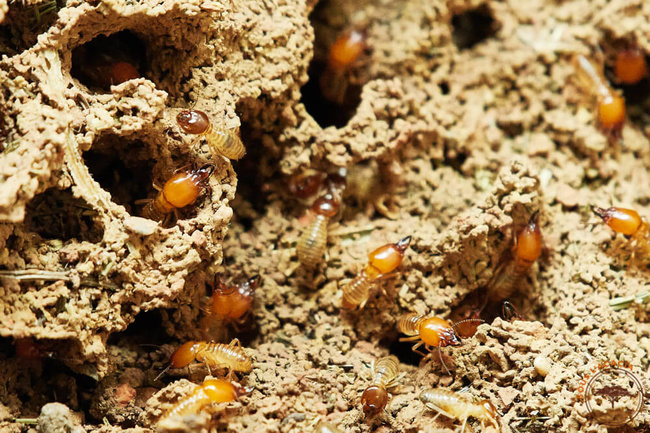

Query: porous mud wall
[[1, 0, 649, 432]]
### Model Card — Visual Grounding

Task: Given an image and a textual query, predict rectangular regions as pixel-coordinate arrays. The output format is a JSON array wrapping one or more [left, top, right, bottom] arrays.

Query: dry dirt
[[1, 0, 650, 432]]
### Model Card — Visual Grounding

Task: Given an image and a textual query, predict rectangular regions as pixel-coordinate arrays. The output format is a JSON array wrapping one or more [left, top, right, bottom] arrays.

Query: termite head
[[361, 385, 388, 415], [516, 211, 542, 262], [212, 276, 257, 321], [202, 379, 239, 403], [311, 194, 340, 217], [328, 30, 367, 70], [419, 317, 462, 348], [109, 61, 140, 84], [177, 109, 210, 135], [288, 171, 325, 199], [615, 48, 648, 85], [367, 236, 411, 274], [169, 341, 201, 368], [592, 206, 642, 236], [502, 301, 521, 321], [598, 94, 626, 132], [14, 338, 42, 360]]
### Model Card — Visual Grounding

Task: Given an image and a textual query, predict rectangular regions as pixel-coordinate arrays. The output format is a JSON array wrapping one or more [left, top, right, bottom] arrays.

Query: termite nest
[[3, 0, 650, 432]]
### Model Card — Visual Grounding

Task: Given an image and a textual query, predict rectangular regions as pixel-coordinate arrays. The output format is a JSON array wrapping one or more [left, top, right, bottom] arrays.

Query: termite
[[615, 48, 648, 85], [486, 211, 543, 304], [78, 60, 141, 89], [288, 170, 326, 199], [176, 109, 246, 160], [591, 206, 649, 256], [155, 339, 252, 381], [211, 276, 259, 325], [574, 54, 626, 138], [397, 314, 482, 375], [360, 355, 403, 415], [502, 300, 523, 322], [159, 378, 244, 423], [340, 236, 411, 310], [141, 164, 214, 223], [419, 388, 501, 433], [14, 338, 42, 360], [320, 30, 368, 104], [297, 193, 341, 268]]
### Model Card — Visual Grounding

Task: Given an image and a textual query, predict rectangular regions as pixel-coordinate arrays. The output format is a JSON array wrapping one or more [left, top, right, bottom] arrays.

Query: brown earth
[[1, 0, 649, 432]]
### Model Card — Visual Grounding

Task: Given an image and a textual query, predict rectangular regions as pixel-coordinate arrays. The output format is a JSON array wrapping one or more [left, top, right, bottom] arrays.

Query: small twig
[[13, 418, 38, 424], [329, 224, 376, 238], [609, 291, 650, 311], [0, 270, 71, 281]]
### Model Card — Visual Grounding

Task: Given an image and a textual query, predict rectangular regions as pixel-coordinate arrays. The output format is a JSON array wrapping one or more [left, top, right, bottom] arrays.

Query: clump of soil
[[1, 0, 650, 432]]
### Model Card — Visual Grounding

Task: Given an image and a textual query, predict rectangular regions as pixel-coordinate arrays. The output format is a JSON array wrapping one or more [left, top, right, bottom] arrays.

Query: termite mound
[[0, 0, 313, 379]]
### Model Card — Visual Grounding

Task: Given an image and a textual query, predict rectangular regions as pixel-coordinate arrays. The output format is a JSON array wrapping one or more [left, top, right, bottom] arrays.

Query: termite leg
[[153, 364, 171, 382], [410, 342, 427, 357], [425, 402, 455, 420], [230, 338, 242, 347]]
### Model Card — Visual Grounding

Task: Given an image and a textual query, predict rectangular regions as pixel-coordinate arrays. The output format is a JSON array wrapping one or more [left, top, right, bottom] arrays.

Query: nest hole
[[451, 5, 497, 50], [301, 2, 364, 128], [107, 310, 166, 346], [71, 30, 147, 92], [83, 135, 155, 215], [229, 127, 275, 230], [24, 188, 104, 243]]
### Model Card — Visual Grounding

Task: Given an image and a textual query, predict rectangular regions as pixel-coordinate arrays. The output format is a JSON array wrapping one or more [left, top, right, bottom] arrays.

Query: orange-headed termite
[[341, 236, 411, 310], [288, 170, 327, 199], [592, 206, 646, 236], [155, 339, 252, 381], [14, 338, 42, 360], [159, 378, 244, 423], [574, 54, 626, 137], [419, 388, 501, 433], [591, 206, 649, 257], [320, 30, 367, 104], [141, 164, 214, 222], [79, 60, 141, 89], [397, 313, 482, 375], [212, 276, 259, 324], [297, 193, 341, 268], [361, 355, 403, 415], [615, 48, 648, 85], [176, 110, 246, 160], [486, 211, 543, 303]]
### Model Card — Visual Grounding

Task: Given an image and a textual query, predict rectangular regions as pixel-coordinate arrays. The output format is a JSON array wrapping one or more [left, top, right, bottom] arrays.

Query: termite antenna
[[154, 364, 172, 382]]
